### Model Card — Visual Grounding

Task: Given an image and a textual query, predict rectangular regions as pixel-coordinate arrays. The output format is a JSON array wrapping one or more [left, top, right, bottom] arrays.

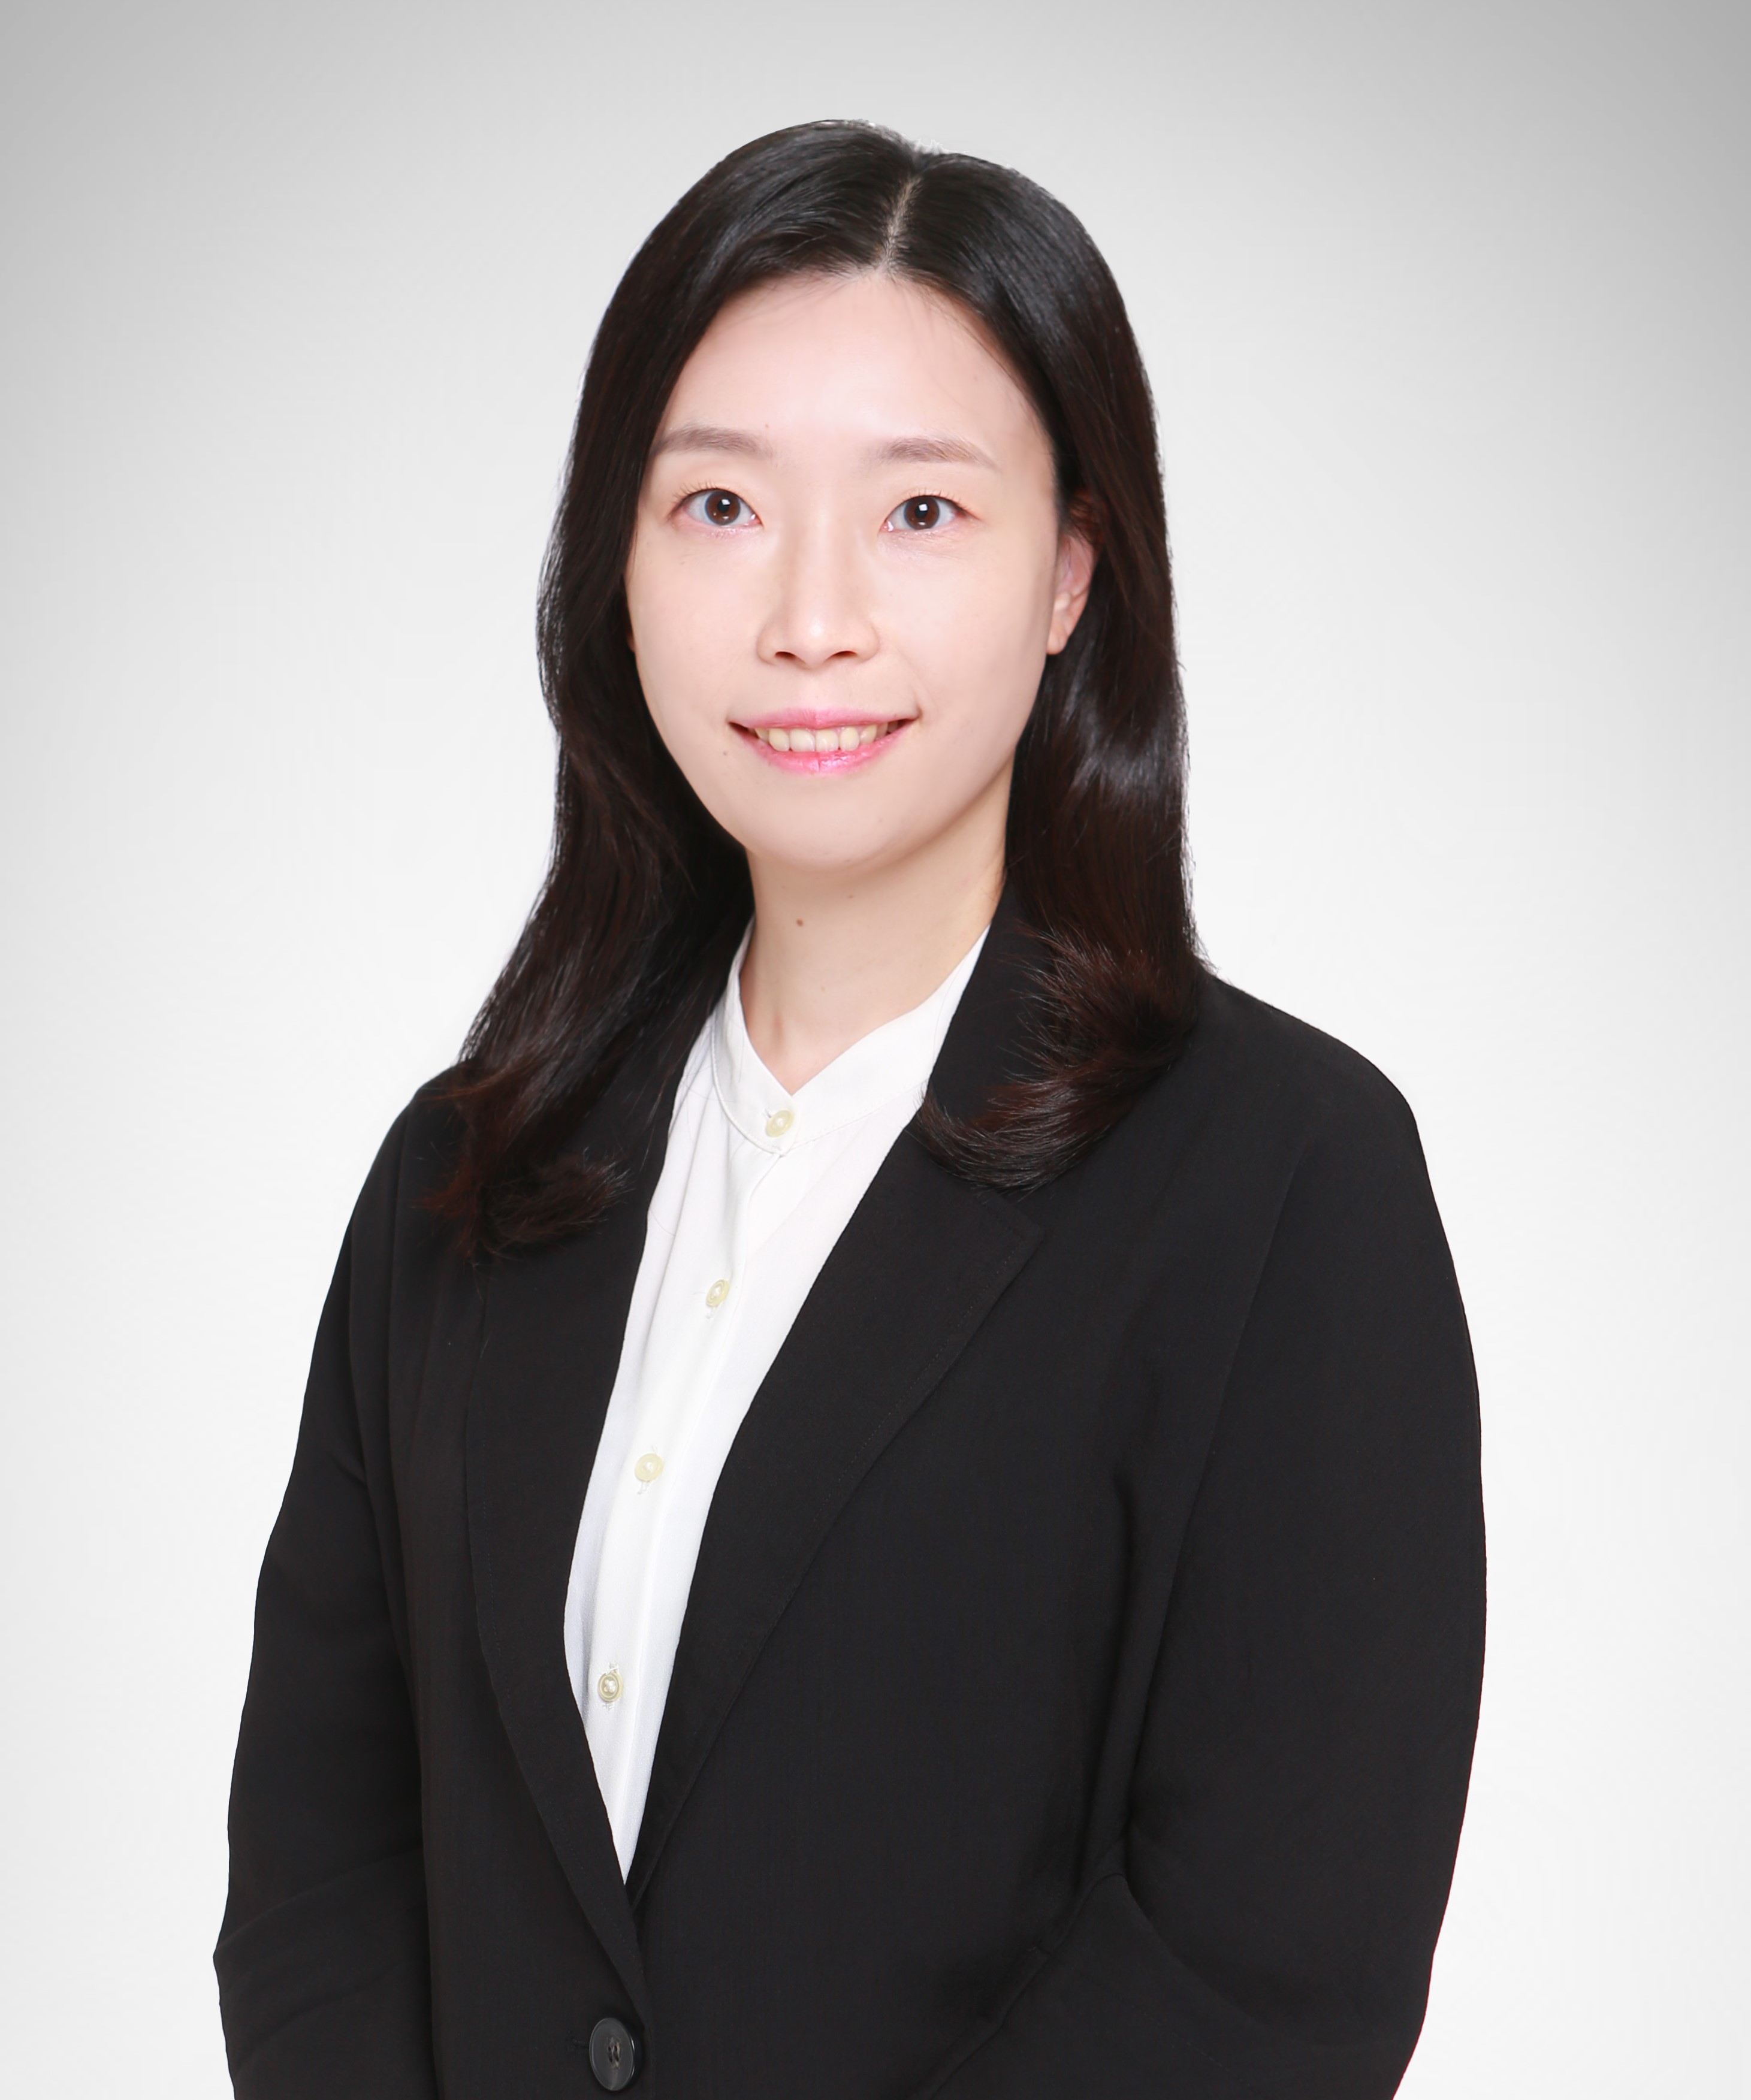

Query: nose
[[756, 517, 878, 670]]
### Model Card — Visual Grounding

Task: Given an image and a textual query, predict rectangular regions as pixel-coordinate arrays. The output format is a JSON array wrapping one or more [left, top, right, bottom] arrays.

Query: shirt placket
[[584, 1126, 778, 1835]]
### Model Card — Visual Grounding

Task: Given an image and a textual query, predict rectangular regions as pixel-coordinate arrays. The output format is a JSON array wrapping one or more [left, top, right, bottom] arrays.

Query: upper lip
[[731, 709, 911, 731]]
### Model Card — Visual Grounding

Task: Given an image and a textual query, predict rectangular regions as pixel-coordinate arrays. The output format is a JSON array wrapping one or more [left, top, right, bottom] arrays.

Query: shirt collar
[[710, 920, 989, 1152]]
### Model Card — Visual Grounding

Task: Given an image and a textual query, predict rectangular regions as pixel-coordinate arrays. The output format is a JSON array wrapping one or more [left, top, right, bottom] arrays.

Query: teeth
[[750, 722, 895, 753]]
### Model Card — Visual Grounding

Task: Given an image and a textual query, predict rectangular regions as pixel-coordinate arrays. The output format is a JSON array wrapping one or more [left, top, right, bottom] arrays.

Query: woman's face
[[626, 271, 1094, 886]]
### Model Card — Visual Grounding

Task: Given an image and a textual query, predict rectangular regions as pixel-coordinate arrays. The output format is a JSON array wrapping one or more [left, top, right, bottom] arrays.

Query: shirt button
[[633, 1452, 663, 1482], [596, 1667, 623, 1705], [705, 1277, 730, 1309], [765, 1107, 795, 1138]]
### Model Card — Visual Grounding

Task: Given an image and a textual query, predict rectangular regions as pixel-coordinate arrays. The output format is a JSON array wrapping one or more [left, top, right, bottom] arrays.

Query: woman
[[218, 122, 1484, 2099]]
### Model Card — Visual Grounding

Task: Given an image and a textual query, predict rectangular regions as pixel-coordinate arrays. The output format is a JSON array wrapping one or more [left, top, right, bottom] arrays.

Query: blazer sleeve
[[214, 1109, 440, 2099], [940, 1078, 1486, 2100]]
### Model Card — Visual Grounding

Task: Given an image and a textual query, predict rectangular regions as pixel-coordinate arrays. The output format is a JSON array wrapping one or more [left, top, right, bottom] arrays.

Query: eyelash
[[675, 489, 964, 532]]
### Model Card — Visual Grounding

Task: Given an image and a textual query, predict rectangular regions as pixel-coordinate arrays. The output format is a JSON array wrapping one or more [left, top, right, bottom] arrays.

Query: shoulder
[[310, 1077, 487, 1429], [1161, 972, 1429, 1190], [350, 1073, 466, 1212], [1172, 979, 1465, 1348], [1085, 972, 1446, 1295], [342, 1074, 473, 1297], [1191, 974, 1416, 1136]]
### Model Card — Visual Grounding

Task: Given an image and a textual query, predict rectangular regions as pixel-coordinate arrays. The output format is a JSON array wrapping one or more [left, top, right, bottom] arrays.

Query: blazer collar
[[467, 889, 1048, 1980], [465, 1053, 681, 2026], [627, 887, 1046, 1903], [924, 882, 1041, 1120]]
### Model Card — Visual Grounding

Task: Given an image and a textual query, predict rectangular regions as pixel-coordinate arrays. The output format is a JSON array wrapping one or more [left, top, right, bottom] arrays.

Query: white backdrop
[[3, 2, 1746, 2092]]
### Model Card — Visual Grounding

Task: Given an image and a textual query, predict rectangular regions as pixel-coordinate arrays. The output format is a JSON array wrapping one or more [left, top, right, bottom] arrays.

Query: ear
[[1045, 496, 1100, 655]]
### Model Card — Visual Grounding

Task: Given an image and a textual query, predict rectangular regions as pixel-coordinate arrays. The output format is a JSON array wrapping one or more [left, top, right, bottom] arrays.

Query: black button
[[588, 2016, 641, 2091]]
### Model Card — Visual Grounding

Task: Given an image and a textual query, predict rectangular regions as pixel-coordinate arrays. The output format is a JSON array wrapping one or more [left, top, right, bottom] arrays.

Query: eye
[[683, 488, 756, 528], [884, 494, 959, 533]]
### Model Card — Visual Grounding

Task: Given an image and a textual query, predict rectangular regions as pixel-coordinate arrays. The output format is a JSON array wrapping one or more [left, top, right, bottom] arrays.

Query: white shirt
[[564, 923, 988, 1874]]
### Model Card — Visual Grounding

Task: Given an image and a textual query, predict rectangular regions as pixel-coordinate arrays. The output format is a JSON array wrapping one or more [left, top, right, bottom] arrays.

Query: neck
[[738, 779, 1007, 1094]]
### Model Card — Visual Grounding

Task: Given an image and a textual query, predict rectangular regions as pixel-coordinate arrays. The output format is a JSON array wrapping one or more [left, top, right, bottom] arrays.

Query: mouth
[[733, 717, 910, 771]]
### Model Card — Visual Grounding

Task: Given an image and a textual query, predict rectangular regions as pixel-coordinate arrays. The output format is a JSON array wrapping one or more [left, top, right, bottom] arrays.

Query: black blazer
[[218, 904, 1484, 2099]]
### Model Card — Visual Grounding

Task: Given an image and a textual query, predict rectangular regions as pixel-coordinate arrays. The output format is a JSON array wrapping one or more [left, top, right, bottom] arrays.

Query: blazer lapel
[[466, 1063, 682, 2023], [627, 898, 1046, 1905]]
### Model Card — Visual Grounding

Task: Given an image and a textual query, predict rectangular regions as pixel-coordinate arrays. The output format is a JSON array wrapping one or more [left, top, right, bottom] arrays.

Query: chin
[[737, 816, 921, 881]]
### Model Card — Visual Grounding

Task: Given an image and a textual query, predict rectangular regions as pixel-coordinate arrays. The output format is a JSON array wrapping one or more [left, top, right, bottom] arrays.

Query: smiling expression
[[624, 271, 1093, 883]]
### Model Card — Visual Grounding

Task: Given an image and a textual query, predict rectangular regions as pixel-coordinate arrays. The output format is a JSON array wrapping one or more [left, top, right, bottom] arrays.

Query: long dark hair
[[434, 120, 1200, 1255]]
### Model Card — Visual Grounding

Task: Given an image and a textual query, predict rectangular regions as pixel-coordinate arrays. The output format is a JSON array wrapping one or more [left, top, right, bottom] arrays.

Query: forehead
[[657, 272, 1046, 461]]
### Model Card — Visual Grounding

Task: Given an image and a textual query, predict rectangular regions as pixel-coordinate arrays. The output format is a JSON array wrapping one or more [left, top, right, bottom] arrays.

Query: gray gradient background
[[3, 2, 1746, 2092]]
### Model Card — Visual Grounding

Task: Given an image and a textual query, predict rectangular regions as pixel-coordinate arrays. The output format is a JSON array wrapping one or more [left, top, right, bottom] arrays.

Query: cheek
[[902, 547, 1056, 729], [627, 547, 743, 742]]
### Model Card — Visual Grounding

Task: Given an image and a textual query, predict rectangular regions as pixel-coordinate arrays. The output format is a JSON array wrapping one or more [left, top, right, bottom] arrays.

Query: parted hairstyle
[[434, 119, 1201, 1256]]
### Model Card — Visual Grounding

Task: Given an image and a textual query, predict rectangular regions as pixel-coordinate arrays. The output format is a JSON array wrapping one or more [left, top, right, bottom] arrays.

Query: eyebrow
[[648, 424, 998, 471], [649, 424, 774, 461], [869, 434, 998, 470]]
